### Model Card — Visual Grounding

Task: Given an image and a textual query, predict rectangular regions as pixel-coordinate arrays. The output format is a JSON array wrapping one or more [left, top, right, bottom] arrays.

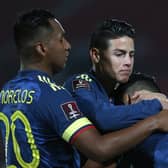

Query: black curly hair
[[14, 9, 55, 58], [89, 19, 135, 51]]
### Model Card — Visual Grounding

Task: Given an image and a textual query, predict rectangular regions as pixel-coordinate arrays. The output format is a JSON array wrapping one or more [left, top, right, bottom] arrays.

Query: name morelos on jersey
[[0, 70, 94, 168]]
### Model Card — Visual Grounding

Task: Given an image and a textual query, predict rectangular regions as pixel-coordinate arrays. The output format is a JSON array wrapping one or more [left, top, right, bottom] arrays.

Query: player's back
[[0, 70, 80, 168]]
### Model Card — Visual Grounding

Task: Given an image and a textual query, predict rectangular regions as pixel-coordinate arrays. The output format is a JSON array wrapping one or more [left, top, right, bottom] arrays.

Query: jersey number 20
[[0, 111, 40, 168]]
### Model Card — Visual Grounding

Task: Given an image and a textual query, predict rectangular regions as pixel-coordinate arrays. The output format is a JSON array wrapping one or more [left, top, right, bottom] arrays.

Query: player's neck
[[20, 62, 54, 77]]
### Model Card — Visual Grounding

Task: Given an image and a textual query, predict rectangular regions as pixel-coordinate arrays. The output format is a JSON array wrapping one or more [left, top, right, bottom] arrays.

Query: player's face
[[46, 19, 71, 73], [99, 36, 134, 83]]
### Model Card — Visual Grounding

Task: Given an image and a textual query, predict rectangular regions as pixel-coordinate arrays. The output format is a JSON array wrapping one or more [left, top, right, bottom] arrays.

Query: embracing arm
[[72, 87, 162, 131], [64, 75, 163, 131], [131, 90, 168, 109], [73, 110, 168, 162]]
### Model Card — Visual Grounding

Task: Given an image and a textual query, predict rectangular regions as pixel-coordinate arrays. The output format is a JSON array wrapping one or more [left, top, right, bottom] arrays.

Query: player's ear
[[35, 42, 48, 57], [123, 94, 130, 105], [89, 48, 100, 64]]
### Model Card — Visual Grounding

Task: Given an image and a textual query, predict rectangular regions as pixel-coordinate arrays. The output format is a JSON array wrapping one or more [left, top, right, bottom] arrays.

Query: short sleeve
[[37, 85, 94, 143]]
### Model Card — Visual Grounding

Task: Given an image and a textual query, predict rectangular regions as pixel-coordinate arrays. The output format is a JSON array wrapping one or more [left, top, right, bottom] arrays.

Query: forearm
[[75, 91, 162, 131], [95, 99, 162, 131], [74, 115, 159, 162], [95, 116, 158, 161], [131, 90, 168, 109]]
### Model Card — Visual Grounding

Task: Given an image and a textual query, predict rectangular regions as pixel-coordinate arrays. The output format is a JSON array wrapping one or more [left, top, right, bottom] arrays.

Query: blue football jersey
[[0, 70, 94, 168], [64, 71, 168, 168]]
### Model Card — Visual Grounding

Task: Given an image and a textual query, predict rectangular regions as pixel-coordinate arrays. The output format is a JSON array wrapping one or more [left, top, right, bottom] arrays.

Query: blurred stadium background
[[0, 0, 167, 94]]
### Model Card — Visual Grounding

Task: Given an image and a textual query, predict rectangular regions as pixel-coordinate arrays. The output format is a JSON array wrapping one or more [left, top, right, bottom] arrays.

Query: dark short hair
[[89, 19, 135, 51], [114, 72, 161, 105], [14, 9, 55, 58]]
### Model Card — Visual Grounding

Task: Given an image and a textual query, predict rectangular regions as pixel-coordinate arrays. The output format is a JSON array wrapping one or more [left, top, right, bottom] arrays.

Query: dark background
[[0, 0, 167, 94]]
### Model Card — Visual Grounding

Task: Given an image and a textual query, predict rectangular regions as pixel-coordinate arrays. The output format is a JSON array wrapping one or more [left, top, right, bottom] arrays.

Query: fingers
[[131, 91, 140, 100], [130, 91, 142, 104]]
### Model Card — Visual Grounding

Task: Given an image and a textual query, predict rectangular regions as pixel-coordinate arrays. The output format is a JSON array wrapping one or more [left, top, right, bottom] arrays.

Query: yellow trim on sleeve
[[62, 117, 92, 142]]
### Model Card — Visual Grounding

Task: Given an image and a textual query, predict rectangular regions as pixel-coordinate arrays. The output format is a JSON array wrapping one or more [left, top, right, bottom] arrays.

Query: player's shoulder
[[1, 73, 40, 91], [64, 72, 94, 91], [67, 73, 93, 82], [3, 72, 67, 97], [36, 73, 69, 97], [0, 74, 42, 105]]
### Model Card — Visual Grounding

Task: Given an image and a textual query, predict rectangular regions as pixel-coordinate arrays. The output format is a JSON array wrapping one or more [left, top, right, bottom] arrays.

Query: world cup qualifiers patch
[[61, 101, 82, 120], [72, 79, 90, 91]]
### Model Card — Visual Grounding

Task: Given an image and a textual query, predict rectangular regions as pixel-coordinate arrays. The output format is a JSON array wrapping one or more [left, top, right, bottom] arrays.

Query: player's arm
[[71, 110, 168, 162], [131, 90, 168, 109], [65, 78, 162, 131], [70, 84, 162, 132], [49, 88, 167, 163]]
